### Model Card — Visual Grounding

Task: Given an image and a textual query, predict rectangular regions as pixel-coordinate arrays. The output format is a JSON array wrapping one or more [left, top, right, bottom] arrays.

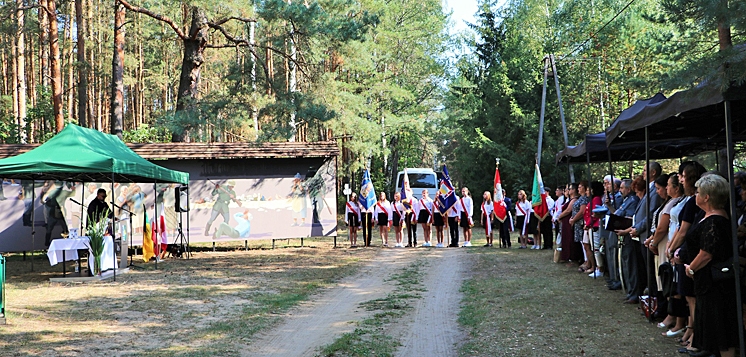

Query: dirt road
[[246, 248, 469, 357]]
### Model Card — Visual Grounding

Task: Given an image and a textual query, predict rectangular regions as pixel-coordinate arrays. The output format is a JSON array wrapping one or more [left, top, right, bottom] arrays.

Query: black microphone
[[70, 198, 86, 207]]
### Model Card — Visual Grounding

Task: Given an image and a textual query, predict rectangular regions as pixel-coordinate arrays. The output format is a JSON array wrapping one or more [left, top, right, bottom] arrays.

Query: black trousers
[[540, 218, 553, 249], [405, 212, 417, 246], [496, 220, 511, 247], [448, 216, 459, 246], [361, 212, 373, 247]]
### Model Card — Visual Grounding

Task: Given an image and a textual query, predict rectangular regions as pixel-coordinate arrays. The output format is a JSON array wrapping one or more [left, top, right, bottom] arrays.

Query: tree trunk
[[172, 6, 208, 143], [39, 0, 49, 89], [16, 0, 27, 143], [48, 0, 64, 133], [110, 1, 125, 138], [65, 11, 74, 121], [76, 0, 88, 127]]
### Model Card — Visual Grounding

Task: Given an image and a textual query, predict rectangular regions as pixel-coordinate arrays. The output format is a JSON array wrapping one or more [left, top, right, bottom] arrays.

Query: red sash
[[460, 197, 473, 225], [482, 202, 492, 235], [376, 201, 389, 216], [420, 198, 433, 223], [346, 202, 359, 215], [516, 201, 529, 235], [395, 202, 405, 222]]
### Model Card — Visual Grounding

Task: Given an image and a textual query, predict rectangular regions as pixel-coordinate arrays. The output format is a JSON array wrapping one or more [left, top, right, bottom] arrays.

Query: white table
[[47, 236, 116, 274]]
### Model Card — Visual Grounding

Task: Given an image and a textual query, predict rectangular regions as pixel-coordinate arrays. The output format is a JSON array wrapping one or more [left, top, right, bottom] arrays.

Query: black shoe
[[687, 350, 712, 357], [483, 244, 491, 247], [448, 244, 459, 247], [608, 282, 622, 290]]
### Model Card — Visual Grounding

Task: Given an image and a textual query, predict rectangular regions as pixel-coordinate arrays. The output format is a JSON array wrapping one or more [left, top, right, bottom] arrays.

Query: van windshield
[[399, 173, 437, 188]]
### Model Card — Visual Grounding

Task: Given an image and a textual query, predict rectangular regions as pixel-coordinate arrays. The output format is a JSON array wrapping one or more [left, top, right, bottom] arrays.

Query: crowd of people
[[345, 161, 745, 356], [552, 161, 742, 357]]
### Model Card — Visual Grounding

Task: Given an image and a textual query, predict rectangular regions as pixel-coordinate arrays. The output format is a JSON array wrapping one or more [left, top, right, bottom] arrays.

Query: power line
[[559, 0, 638, 61]]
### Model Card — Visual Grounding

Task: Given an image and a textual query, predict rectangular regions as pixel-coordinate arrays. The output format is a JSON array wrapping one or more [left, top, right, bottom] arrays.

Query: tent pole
[[723, 99, 745, 357], [186, 187, 191, 259], [644, 127, 653, 323], [537, 56, 549, 167], [31, 179, 35, 272], [153, 182, 158, 270], [112, 174, 116, 282], [80, 182, 85, 233], [586, 138, 596, 279]]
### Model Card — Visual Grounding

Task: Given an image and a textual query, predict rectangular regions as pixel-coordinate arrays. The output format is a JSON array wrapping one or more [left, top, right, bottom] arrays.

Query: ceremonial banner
[[493, 162, 507, 222], [360, 170, 376, 211], [437, 165, 457, 214], [531, 164, 550, 220], [400, 168, 414, 210]]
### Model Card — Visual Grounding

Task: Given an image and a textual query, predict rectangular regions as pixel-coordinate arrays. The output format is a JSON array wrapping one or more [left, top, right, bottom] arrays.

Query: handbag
[[710, 258, 736, 282], [640, 295, 658, 319]]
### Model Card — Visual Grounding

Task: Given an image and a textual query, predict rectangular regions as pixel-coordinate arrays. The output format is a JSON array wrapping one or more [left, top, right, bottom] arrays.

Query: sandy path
[[244, 248, 469, 357], [393, 249, 468, 357], [244, 248, 408, 357]]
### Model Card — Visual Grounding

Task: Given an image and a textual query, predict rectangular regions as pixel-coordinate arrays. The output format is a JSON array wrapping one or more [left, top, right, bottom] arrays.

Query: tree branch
[[211, 16, 256, 27], [117, 0, 187, 40]]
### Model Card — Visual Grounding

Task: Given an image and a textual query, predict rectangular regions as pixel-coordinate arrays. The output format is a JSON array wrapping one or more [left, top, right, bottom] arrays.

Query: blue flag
[[360, 169, 376, 210], [437, 165, 457, 214]]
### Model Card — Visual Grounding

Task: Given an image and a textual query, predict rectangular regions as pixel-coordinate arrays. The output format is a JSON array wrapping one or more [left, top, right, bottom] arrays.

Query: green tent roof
[[0, 124, 188, 184]]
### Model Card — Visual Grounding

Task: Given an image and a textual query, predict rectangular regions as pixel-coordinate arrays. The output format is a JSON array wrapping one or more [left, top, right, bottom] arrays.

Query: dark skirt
[[393, 212, 402, 227], [460, 212, 471, 228], [433, 213, 445, 227], [377, 213, 389, 226], [417, 210, 431, 223], [693, 278, 739, 351], [516, 215, 538, 234], [347, 212, 360, 227]]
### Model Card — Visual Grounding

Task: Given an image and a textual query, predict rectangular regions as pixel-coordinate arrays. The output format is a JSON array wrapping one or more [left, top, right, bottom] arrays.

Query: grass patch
[[0, 238, 375, 356], [457, 247, 687, 357], [319, 259, 427, 357]]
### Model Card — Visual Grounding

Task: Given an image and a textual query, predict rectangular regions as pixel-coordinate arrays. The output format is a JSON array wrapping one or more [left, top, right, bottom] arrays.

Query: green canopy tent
[[0, 124, 189, 279]]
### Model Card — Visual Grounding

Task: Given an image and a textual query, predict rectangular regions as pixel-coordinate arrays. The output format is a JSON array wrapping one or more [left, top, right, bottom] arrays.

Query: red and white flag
[[493, 162, 508, 222], [531, 163, 550, 220]]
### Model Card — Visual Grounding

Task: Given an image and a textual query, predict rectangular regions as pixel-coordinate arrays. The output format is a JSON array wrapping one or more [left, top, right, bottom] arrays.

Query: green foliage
[[122, 124, 172, 143]]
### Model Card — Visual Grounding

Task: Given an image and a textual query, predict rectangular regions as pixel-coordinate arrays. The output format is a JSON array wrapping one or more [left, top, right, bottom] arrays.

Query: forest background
[[0, 0, 744, 200]]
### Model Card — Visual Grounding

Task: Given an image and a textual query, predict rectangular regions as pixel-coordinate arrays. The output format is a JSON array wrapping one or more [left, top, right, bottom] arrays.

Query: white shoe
[[588, 269, 602, 278], [463, 241, 472, 247], [435, 243, 443, 248], [422, 242, 431, 247]]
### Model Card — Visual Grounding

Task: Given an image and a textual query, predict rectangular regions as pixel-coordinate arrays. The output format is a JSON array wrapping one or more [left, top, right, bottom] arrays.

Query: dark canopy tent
[[555, 132, 717, 164], [0, 124, 189, 279], [606, 83, 746, 147], [605, 82, 746, 356], [556, 94, 671, 164]]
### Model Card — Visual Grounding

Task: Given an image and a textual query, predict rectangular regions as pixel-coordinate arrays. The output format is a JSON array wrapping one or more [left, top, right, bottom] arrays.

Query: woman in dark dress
[[558, 184, 578, 262], [683, 174, 738, 357]]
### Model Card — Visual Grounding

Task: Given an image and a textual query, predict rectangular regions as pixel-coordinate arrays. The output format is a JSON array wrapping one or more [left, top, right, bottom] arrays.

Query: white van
[[395, 168, 441, 200]]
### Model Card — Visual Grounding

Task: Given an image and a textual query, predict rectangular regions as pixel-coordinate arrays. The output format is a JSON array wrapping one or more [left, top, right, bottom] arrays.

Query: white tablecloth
[[47, 236, 116, 271]]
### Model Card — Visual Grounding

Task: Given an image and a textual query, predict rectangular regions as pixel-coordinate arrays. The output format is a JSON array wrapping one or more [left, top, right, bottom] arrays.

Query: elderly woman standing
[[683, 175, 738, 357]]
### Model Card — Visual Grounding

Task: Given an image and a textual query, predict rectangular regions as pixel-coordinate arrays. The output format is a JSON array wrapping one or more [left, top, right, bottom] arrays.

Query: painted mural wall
[[0, 157, 337, 252]]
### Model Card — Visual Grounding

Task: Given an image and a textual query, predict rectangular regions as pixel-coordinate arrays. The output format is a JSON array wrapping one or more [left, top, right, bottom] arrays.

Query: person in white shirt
[[416, 190, 434, 246], [515, 190, 534, 249], [481, 191, 495, 247], [345, 193, 363, 247], [459, 187, 474, 247], [392, 192, 407, 247], [373, 192, 393, 247], [447, 197, 462, 247], [538, 187, 555, 249]]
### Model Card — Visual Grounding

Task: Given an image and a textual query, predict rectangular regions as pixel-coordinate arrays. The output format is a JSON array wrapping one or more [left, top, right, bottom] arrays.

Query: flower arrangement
[[85, 212, 107, 276]]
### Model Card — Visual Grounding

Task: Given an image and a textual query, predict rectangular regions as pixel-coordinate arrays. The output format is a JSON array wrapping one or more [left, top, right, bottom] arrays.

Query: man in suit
[[618, 162, 662, 303]]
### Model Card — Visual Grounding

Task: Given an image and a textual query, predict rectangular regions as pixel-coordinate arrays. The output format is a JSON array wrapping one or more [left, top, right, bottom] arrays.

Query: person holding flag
[[481, 191, 495, 247], [492, 160, 513, 248], [417, 190, 435, 246], [345, 192, 362, 248], [400, 169, 418, 247], [459, 187, 474, 247], [360, 169, 377, 247], [373, 192, 393, 247], [433, 192, 447, 248], [530, 163, 552, 249], [438, 165, 460, 247]]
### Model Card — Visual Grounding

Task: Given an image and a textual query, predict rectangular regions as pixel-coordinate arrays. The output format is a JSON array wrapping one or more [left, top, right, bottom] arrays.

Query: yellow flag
[[142, 218, 155, 263]]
